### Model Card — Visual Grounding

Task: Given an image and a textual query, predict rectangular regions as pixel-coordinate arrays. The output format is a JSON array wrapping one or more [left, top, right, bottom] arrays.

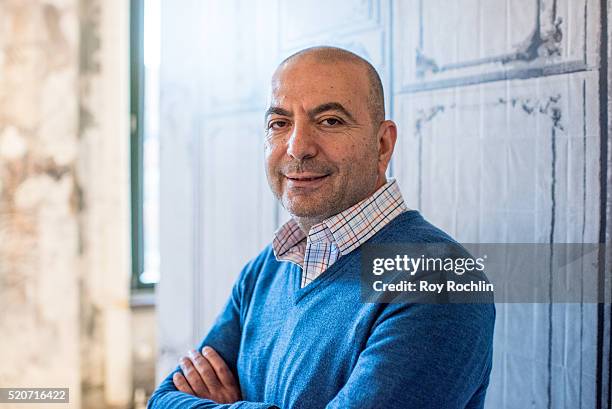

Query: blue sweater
[[148, 210, 495, 409]]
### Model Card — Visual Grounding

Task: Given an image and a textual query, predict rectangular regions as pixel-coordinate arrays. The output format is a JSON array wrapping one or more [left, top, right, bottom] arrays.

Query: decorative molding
[[395, 0, 596, 93], [396, 73, 599, 242], [196, 114, 276, 335], [415, 0, 563, 78]]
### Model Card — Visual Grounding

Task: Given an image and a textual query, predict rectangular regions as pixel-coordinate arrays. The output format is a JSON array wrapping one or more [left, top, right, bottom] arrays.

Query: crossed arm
[[147, 302, 494, 408], [147, 254, 495, 409], [172, 346, 242, 404], [146, 260, 280, 409], [146, 349, 276, 409]]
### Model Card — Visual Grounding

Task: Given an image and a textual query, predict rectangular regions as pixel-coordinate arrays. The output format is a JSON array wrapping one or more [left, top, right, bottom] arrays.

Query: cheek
[[264, 140, 283, 170], [264, 142, 290, 195], [326, 139, 375, 173]]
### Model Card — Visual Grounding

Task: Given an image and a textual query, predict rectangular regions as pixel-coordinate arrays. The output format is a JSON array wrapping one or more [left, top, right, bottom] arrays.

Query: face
[[264, 56, 393, 225]]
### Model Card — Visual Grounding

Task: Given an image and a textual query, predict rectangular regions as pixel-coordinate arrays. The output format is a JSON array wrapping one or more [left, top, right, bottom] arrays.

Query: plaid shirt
[[272, 179, 409, 288]]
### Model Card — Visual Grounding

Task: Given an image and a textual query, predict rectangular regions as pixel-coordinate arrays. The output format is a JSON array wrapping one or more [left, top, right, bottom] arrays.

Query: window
[[130, 0, 160, 289]]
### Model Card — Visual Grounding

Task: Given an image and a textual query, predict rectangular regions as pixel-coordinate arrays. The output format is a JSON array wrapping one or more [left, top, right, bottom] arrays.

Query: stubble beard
[[278, 164, 379, 229]]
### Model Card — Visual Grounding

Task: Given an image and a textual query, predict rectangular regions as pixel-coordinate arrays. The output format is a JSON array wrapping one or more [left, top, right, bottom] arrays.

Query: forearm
[[149, 389, 277, 409], [150, 392, 277, 409], [147, 367, 278, 409]]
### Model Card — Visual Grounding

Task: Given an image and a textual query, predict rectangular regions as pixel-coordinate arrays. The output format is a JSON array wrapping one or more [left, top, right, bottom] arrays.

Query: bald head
[[277, 46, 385, 125]]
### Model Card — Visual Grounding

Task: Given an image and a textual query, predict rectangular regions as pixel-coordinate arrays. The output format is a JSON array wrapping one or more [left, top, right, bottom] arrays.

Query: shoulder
[[375, 297, 495, 334]]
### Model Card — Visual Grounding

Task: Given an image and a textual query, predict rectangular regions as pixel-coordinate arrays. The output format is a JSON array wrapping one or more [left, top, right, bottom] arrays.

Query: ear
[[375, 120, 398, 176]]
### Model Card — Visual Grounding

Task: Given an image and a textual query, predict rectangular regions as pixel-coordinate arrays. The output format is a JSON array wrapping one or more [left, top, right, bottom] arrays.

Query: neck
[[293, 217, 321, 235]]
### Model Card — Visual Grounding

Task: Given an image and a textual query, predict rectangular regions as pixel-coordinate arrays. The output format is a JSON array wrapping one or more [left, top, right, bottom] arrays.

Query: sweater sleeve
[[147, 252, 279, 409], [325, 302, 495, 409]]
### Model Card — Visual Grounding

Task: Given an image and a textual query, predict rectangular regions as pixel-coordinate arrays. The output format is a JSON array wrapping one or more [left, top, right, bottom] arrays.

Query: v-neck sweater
[[148, 210, 495, 409]]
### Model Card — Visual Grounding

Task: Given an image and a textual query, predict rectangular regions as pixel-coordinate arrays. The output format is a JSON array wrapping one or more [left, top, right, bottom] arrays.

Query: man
[[148, 46, 495, 409]]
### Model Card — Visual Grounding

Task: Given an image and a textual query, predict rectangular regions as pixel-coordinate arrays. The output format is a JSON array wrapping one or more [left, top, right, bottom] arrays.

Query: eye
[[320, 117, 343, 126], [268, 120, 289, 130]]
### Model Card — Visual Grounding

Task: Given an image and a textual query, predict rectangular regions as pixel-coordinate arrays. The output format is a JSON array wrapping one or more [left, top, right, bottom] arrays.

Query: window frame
[[130, 0, 152, 290]]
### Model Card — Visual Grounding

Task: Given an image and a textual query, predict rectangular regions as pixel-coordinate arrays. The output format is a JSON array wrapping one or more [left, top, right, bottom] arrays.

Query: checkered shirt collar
[[272, 179, 408, 260]]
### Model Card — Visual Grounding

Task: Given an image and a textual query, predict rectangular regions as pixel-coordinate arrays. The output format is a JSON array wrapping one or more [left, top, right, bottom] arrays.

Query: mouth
[[284, 173, 330, 189]]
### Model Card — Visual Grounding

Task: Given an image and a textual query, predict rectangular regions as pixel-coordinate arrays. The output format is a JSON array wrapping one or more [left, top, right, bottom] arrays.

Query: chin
[[283, 198, 329, 219]]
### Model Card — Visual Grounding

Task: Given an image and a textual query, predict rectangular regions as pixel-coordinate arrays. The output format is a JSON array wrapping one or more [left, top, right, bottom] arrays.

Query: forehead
[[269, 58, 370, 111]]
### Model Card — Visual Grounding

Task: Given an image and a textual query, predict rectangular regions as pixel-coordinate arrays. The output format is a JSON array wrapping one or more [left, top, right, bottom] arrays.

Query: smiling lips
[[284, 173, 330, 189]]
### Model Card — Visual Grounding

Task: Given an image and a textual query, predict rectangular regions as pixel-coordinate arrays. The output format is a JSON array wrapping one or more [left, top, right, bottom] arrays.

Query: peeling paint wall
[[0, 0, 131, 408], [0, 0, 82, 406]]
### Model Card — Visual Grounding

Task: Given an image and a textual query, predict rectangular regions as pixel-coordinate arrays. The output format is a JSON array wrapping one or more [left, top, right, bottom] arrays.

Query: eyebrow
[[265, 106, 292, 119], [308, 102, 356, 123], [264, 102, 356, 123]]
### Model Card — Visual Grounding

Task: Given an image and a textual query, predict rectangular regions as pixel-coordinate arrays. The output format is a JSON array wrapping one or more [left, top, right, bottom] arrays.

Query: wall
[[158, 0, 611, 407], [131, 305, 157, 409], [0, 0, 132, 408]]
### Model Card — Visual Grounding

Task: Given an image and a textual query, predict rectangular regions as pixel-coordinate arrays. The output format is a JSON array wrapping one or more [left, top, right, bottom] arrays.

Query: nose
[[286, 121, 317, 161]]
